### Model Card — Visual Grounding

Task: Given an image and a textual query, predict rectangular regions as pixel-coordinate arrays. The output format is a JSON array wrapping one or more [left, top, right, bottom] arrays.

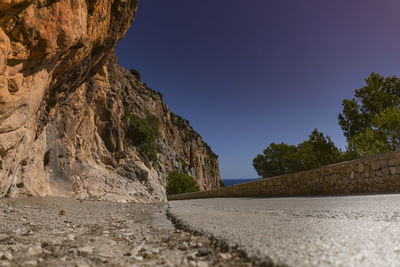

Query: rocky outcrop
[[0, 0, 220, 202]]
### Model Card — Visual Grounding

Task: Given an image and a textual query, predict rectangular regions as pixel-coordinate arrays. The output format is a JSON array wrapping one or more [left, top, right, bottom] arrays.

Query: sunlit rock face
[[0, 0, 220, 202]]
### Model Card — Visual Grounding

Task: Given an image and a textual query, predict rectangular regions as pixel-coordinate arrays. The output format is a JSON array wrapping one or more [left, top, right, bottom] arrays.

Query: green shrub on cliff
[[167, 171, 199, 195], [125, 111, 159, 162], [170, 112, 190, 130], [130, 68, 141, 81]]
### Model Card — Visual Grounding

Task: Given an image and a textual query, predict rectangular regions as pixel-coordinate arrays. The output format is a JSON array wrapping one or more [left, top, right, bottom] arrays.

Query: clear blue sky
[[116, 0, 400, 179]]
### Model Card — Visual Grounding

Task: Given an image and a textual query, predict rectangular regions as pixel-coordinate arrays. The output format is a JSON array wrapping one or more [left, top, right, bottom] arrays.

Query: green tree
[[338, 73, 400, 156], [166, 171, 200, 195], [375, 106, 400, 150], [339, 149, 360, 162], [253, 130, 340, 178], [338, 73, 400, 141], [298, 129, 340, 167], [252, 142, 297, 178], [348, 106, 400, 157]]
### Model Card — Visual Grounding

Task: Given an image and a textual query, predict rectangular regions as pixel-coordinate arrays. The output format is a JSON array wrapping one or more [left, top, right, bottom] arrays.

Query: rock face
[[0, 0, 220, 202]]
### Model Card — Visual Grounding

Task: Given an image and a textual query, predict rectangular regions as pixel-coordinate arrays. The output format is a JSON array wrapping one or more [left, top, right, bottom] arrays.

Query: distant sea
[[222, 178, 260, 187]]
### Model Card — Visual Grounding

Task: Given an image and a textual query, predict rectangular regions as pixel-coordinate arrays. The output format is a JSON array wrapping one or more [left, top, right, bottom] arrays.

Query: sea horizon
[[221, 178, 260, 187]]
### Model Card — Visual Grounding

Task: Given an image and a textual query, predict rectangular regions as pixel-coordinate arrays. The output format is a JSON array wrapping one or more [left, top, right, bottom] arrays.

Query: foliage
[[253, 73, 400, 178], [202, 141, 218, 159], [348, 106, 400, 157], [219, 180, 226, 188], [338, 72, 400, 141], [125, 110, 160, 162], [170, 112, 191, 130], [130, 68, 141, 81], [339, 149, 359, 162], [338, 73, 400, 156], [253, 142, 297, 178], [253, 129, 340, 178], [166, 171, 200, 195], [298, 129, 341, 167]]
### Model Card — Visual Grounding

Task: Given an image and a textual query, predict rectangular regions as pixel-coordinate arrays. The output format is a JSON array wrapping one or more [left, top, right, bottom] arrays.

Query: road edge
[[166, 203, 289, 267]]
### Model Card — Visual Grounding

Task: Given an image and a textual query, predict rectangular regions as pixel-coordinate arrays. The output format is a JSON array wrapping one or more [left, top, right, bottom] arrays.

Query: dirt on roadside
[[0, 197, 254, 267]]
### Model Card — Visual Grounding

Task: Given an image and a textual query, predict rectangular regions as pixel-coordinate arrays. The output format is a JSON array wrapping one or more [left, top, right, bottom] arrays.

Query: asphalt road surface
[[169, 194, 400, 267]]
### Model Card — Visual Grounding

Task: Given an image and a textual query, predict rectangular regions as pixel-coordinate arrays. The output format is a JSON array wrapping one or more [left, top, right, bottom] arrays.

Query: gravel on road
[[0, 197, 255, 267]]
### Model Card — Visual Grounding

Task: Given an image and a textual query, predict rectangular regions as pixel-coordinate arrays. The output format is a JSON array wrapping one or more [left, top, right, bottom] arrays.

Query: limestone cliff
[[0, 0, 220, 202]]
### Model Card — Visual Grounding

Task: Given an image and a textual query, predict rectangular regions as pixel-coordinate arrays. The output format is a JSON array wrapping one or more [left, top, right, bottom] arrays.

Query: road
[[168, 194, 400, 267], [0, 197, 250, 266]]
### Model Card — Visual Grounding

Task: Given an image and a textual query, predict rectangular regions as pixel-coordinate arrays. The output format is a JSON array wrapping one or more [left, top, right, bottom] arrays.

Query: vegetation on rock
[[166, 171, 200, 195], [170, 112, 191, 129], [170, 112, 218, 158], [125, 110, 159, 162], [129, 68, 141, 81]]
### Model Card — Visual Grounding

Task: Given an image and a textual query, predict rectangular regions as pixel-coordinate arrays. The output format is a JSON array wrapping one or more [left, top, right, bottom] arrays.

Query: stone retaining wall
[[168, 151, 400, 200]]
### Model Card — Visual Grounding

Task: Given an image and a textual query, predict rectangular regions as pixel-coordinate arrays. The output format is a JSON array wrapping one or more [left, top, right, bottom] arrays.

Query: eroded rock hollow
[[0, 0, 221, 202]]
